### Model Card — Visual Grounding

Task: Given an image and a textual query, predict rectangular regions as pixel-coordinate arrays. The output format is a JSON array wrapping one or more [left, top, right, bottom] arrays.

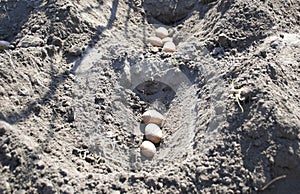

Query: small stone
[[145, 123, 162, 144], [140, 141, 156, 158], [155, 27, 168, 39], [148, 37, 163, 47], [142, 110, 165, 126], [0, 40, 13, 50], [150, 46, 159, 53], [162, 37, 173, 44], [162, 42, 176, 52]]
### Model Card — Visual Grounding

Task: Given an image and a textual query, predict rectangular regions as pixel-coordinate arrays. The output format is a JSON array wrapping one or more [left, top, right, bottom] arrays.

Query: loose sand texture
[[0, 0, 299, 193]]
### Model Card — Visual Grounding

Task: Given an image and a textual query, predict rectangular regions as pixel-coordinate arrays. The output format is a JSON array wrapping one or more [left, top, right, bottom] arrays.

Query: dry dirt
[[0, 0, 299, 193]]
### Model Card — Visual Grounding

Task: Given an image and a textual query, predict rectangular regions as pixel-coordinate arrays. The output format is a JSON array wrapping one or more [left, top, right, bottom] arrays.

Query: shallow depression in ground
[[73, 50, 207, 170]]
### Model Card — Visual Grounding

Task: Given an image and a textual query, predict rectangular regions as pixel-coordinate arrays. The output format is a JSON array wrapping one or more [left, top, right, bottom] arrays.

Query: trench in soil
[[73, 46, 222, 171]]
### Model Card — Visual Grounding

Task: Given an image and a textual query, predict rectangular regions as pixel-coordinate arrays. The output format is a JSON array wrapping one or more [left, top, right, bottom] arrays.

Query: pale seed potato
[[142, 110, 165, 126], [162, 42, 176, 52], [140, 140, 156, 158], [145, 123, 162, 144], [155, 27, 168, 39], [148, 36, 163, 47]]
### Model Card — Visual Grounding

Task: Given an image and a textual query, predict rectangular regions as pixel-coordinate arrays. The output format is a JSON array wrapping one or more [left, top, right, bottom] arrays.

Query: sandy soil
[[0, 0, 299, 193]]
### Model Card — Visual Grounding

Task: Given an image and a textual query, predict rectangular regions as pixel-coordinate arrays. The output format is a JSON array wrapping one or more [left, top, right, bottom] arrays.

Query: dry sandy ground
[[0, 0, 299, 193]]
